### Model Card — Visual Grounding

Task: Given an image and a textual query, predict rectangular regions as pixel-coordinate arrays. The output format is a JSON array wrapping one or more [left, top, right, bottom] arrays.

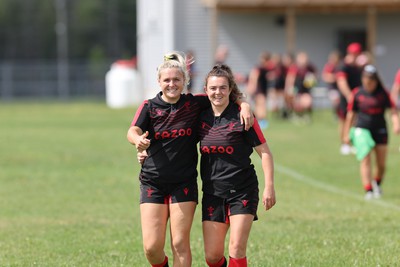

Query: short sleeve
[[336, 64, 348, 80], [244, 118, 266, 147], [130, 100, 150, 131]]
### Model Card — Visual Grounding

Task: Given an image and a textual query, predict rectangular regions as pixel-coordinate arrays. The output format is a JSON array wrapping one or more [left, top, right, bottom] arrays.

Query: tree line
[[0, 0, 136, 62]]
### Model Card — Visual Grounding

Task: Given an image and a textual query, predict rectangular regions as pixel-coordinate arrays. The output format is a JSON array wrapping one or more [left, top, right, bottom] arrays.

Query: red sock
[[364, 183, 372, 192], [206, 256, 227, 267], [152, 256, 168, 267], [228, 256, 247, 267], [374, 177, 382, 185]]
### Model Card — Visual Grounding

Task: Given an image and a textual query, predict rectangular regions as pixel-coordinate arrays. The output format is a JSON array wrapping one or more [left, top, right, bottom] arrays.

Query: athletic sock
[[364, 184, 373, 192], [206, 256, 227, 267], [152, 256, 168, 267], [228, 256, 247, 267], [374, 176, 382, 186]]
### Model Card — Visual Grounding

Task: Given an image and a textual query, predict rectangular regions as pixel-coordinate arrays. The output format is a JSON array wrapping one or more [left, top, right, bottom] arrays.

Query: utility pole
[[55, 0, 69, 100]]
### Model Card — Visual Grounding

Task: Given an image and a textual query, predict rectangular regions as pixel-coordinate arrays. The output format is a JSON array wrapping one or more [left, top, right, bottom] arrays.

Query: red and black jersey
[[336, 63, 362, 92], [273, 63, 287, 90], [198, 102, 266, 198], [348, 86, 395, 129], [131, 93, 210, 184], [255, 66, 269, 95], [336, 63, 362, 111], [322, 62, 339, 90], [267, 62, 286, 90], [288, 64, 317, 94]]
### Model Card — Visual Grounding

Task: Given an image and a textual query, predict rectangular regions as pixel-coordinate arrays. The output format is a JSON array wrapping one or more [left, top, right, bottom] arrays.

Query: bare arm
[[127, 126, 150, 165], [246, 68, 259, 96], [127, 126, 150, 151], [236, 99, 254, 131], [254, 143, 276, 211], [390, 107, 400, 135], [284, 72, 296, 95], [337, 76, 352, 101], [322, 71, 336, 84]]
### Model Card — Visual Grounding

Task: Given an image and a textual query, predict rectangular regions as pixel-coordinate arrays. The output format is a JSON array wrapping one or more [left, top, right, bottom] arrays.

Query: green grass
[[1, 101, 399, 266]]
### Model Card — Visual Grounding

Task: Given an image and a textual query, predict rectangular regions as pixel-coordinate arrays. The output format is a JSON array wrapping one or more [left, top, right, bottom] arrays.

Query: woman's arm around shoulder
[[236, 99, 254, 131]]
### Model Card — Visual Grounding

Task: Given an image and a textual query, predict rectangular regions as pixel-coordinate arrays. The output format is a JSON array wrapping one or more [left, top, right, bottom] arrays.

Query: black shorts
[[255, 86, 269, 96], [370, 128, 388, 145], [337, 97, 348, 120], [202, 187, 259, 223], [274, 78, 285, 91], [140, 179, 198, 204]]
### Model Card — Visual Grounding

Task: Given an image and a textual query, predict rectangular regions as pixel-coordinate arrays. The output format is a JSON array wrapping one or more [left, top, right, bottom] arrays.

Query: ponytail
[[157, 51, 193, 89]]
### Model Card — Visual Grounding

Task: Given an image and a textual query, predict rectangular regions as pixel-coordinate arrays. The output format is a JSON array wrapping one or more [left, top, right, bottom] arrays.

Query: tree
[[0, 0, 136, 61]]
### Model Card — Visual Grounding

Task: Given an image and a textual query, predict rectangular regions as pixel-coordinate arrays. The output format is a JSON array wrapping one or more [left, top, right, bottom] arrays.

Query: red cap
[[347, 42, 362, 54]]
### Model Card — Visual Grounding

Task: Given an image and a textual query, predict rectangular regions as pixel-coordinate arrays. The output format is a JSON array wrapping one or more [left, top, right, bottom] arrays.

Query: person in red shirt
[[199, 64, 276, 267], [266, 53, 290, 118], [343, 65, 400, 200], [127, 51, 253, 267], [246, 51, 272, 129], [284, 51, 317, 123], [336, 42, 363, 155], [391, 68, 400, 108]]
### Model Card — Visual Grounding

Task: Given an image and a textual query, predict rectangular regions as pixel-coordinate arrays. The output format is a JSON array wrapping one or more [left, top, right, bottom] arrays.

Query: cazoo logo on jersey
[[154, 128, 192, 140], [200, 145, 234, 155]]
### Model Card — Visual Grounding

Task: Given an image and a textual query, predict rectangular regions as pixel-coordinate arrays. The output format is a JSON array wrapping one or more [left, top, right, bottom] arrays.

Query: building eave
[[200, 0, 400, 12]]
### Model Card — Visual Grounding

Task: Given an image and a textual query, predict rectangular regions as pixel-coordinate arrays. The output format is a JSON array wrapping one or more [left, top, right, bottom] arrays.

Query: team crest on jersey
[[151, 108, 165, 117], [183, 101, 191, 111], [228, 122, 237, 131], [201, 122, 210, 129]]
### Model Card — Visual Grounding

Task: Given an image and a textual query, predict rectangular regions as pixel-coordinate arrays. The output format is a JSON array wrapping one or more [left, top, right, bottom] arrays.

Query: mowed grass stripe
[[276, 163, 400, 212]]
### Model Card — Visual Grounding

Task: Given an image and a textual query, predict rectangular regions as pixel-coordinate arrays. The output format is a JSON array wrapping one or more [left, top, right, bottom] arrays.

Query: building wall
[[137, 0, 400, 100], [174, 0, 212, 93], [137, 0, 175, 99], [213, 11, 400, 88], [138, 0, 212, 95], [218, 12, 286, 76], [376, 13, 400, 87], [296, 13, 400, 87], [217, 13, 365, 80]]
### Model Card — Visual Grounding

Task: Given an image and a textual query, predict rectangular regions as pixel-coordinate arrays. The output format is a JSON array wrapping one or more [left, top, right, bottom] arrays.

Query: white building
[[137, 0, 400, 100]]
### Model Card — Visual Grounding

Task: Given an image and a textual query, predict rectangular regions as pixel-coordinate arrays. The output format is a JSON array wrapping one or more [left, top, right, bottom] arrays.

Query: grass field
[[1, 101, 399, 267]]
